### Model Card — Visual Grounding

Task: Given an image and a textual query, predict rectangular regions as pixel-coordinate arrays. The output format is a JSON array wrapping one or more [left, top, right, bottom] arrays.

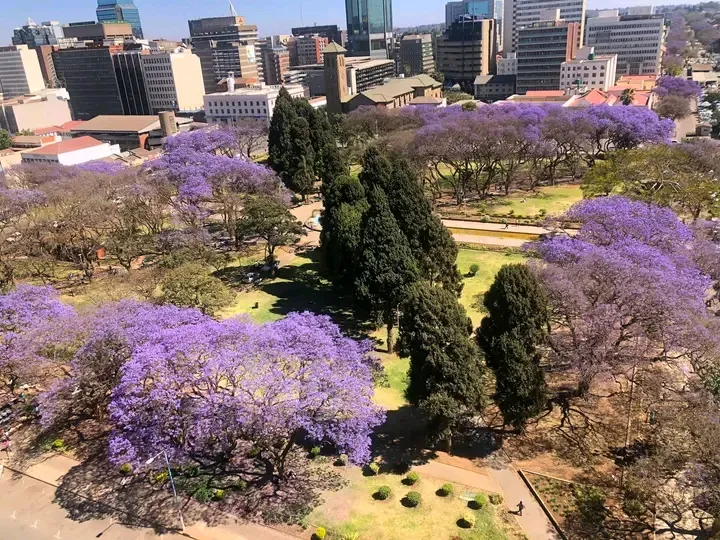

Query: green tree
[[399, 281, 486, 449], [0, 130, 11, 151], [619, 88, 635, 105], [430, 72, 445, 84], [477, 264, 549, 430], [159, 263, 234, 315], [268, 87, 298, 178], [358, 149, 463, 296], [354, 186, 418, 353], [461, 101, 478, 111], [279, 116, 315, 197], [236, 195, 305, 264], [656, 94, 693, 120]]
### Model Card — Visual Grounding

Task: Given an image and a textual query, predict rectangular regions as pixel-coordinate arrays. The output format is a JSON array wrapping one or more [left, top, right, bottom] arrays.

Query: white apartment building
[[21, 136, 120, 165], [0, 45, 45, 99], [204, 83, 306, 125], [560, 46, 617, 91], [497, 52, 517, 75], [585, 11, 665, 76], [503, 0, 586, 53], [141, 48, 205, 114]]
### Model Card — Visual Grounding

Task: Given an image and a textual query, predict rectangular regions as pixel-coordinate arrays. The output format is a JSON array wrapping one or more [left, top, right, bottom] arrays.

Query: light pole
[[146, 450, 185, 532]]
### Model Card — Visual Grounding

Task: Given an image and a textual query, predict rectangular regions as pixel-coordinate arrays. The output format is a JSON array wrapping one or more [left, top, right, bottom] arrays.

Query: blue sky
[[0, 0, 694, 44]]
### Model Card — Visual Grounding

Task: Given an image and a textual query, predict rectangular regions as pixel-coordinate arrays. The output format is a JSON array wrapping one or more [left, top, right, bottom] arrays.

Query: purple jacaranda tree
[[655, 76, 702, 99], [533, 197, 720, 395], [0, 285, 77, 396], [39, 300, 207, 429], [108, 312, 385, 478]]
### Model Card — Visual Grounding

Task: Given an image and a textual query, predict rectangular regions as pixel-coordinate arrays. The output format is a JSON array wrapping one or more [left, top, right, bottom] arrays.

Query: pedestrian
[[517, 500, 525, 516], [2, 431, 10, 456]]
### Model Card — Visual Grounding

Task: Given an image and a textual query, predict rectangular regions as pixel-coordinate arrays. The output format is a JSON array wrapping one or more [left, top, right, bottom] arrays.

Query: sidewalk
[[1, 453, 300, 540]]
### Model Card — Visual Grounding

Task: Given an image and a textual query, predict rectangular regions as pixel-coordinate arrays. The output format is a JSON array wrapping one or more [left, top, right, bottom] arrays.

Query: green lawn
[[481, 185, 583, 217], [308, 469, 515, 540], [457, 249, 528, 328]]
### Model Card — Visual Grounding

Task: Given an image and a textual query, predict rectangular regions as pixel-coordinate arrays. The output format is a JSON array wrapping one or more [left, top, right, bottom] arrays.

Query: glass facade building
[[345, 0, 393, 58], [96, 0, 144, 39]]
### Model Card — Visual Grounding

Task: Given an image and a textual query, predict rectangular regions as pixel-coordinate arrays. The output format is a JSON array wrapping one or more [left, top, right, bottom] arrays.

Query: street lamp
[[146, 450, 185, 532]]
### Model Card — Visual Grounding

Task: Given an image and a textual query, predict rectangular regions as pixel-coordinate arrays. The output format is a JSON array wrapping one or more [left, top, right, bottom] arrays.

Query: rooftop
[[207, 84, 305, 97], [474, 74, 516, 85], [72, 116, 191, 133], [525, 90, 565, 97], [358, 75, 442, 103], [324, 41, 346, 54], [22, 136, 105, 156]]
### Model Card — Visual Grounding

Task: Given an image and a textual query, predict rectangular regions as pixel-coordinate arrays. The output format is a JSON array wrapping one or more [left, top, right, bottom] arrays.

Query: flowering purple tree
[[108, 312, 384, 478], [0, 285, 77, 395], [533, 197, 720, 394], [39, 300, 206, 429], [655, 76, 702, 99]]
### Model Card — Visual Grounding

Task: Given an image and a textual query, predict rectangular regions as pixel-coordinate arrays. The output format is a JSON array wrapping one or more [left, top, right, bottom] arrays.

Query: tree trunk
[[387, 320, 394, 354], [277, 431, 298, 479]]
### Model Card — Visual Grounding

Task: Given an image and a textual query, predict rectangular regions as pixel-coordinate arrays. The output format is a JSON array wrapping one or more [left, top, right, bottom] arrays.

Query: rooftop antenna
[[229, 0, 238, 17]]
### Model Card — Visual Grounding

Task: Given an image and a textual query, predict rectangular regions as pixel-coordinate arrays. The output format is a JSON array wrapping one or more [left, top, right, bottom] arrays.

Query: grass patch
[[457, 249, 528, 327], [481, 185, 583, 217], [308, 471, 513, 540], [448, 228, 540, 241]]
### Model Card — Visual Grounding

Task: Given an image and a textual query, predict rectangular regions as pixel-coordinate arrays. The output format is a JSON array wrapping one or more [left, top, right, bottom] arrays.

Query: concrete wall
[[10, 98, 72, 133]]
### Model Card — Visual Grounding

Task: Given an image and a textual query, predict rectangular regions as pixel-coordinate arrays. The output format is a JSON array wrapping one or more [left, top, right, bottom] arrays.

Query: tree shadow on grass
[[258, 248, 377, 340], [371, 406, 437, 472]]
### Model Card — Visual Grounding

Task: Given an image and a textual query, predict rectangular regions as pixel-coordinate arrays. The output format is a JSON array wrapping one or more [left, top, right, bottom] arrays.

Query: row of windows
[[563, 65, 607, 71], [208, 100, 272, 107], [209, 107, 268, 115]]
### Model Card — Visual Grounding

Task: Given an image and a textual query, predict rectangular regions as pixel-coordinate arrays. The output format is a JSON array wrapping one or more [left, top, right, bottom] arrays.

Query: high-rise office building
[[445, 0, 502, 48], [63, 21, 134, 42], [96, 0, 144, 39], [141, 48, 205, 114], [399, 34, 434, 76], [516, 14, 579, 94], [53, 46, 125, 119], [112, 50, 152, 115], [436, 17, 497, 87], [12, 19, 66, 48], [11, 20, 76, 87], [263, 47, 290, 85], [293, 35, 329, 66], [503, 0, 585, 53], [345, 0, 393, 58], [585, 10, 664, 76], [0, 45, 46, 99], [445, 2, 465, 25], [188, 16, 259, 94], [291, 25, 344, 45]]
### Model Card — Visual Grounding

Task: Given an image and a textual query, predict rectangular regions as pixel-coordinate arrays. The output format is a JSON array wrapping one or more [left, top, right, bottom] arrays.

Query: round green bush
[[368, 462, 380, 475], [375, 485, 392, 500], [469, 264, 480, 276], [459, 512, 476, 528], [406, 491, 422, 507], [315, 526, 327, 539], [489, 493, 504, 505], [405, 471, 420, 485], [154, 470, 169, 484], [310, 446, 321, 459], [233, 479, 247, 491], [119, 463, 133, 476], [439, 483, 454, 497], [470, 493, 487, 509], [51, 438, 65, 451], [213, 489, 226, 501], [335, 453, 348, 466]]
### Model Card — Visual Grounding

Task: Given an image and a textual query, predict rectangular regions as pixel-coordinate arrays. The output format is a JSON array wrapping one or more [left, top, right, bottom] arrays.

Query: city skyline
[[1, 0, 683, 45]]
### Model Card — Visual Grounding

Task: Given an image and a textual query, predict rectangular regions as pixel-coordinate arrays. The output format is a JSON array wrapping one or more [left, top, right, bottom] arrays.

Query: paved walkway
[[452, 233, 527, 247], [1, 454, 300, 540], [442, 219, 551, 236]]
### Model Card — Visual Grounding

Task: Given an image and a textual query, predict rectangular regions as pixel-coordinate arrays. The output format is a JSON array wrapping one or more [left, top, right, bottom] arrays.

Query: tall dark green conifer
[[267, 87, 297, 177], [399, 281, 486, 449], [354, 186, 418, 353], [477, 264, 549, 430]]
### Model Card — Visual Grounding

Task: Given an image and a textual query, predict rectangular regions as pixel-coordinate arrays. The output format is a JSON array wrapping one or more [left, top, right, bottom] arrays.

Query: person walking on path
[[2, 431, 10, 456], [517, 500, 525, 516]]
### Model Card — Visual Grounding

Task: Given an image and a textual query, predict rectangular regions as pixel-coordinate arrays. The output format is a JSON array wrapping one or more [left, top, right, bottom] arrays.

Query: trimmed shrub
[[405, 471, 420, 485], [469, 264, 480, 276], [213, 489, 226, 501], [119, 463, 133, 476], [310, 446, 321, 459], [368, 462, 380, 475], [335, 453, 348, 466], [459, 513, 476, 528], [439, 483, 454, 497], [375, 485, 392, 500], [470, 493, 487, 510], [233, 479, 247, 492], [406, 491, 422, 507], [538, 209, 548, 218], [154, 470, 169, 484], [192, 486, 215, 503], [51, 438, 65, 451], [314, 527, 327, 539], [489, 493, 504, 505]]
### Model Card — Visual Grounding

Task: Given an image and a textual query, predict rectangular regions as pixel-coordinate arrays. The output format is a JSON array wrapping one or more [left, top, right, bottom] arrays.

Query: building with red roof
[[20, 136, 120, 165]]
